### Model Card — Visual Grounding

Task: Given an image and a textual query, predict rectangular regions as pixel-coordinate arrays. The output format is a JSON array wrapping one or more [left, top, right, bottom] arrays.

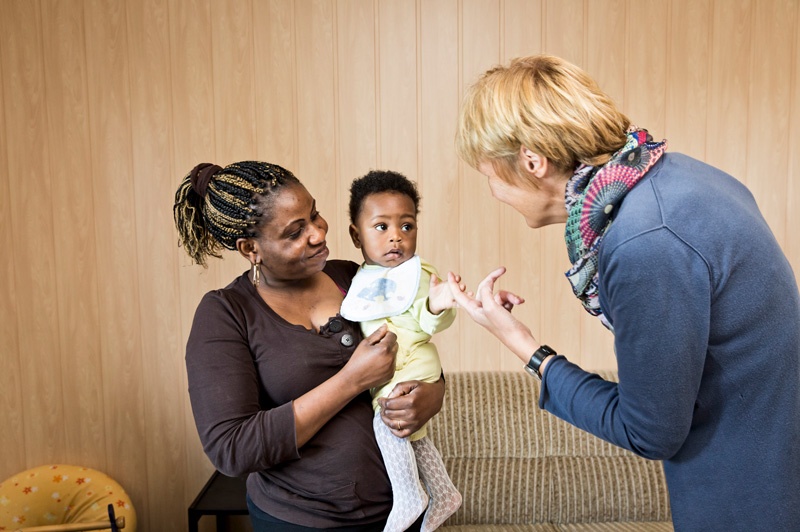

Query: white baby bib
[[341, 255, 421, 322]]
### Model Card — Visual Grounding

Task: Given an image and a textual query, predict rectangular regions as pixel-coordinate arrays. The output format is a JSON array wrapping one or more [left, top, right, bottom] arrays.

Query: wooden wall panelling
[[253, 0, 298, 171], [502, 0, 544, 61], [336, 0, 378, 262], [500, 0, 545, 372], [212, 0, 259, 285], [586, 0, 627, 107], [126, 0, 187, 528], [624, 1, 668, 139], [541, 0, 585, 364], [705, 0, 753, 181], [211, 0, 257, 164], [2, 3, 800, 529], [0, 0, 67, 467], [377, 0, 418, 178], [582, 0, 628, 370], [789, 4, 800, 276], [0, 7, 25, 481], [460, 0, 503, 371], [379, 0, 460, 370], [295, 0, 341, 256], [745, 0, 797, 246], [419, 0, 461, 371], [543, 0, 584, 67], [665, 0, 711, 160], [83, 0, 149, 524], [41, 0, 107, 470], [168, 0, 219, 506]]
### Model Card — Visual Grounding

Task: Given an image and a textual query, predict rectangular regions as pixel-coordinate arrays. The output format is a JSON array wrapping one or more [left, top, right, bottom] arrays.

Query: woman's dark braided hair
[[173, 160, 300, 267]]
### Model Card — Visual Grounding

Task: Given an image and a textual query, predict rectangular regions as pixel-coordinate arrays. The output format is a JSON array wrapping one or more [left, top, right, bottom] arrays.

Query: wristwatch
[[524, 345, 557, 379]]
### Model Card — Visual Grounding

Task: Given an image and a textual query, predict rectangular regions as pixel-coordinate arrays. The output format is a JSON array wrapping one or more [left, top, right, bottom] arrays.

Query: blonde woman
[[448, 55, 800, 531]]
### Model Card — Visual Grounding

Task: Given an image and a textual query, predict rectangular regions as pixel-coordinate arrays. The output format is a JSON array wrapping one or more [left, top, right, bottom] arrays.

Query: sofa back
[[427, 371, 671, 526]]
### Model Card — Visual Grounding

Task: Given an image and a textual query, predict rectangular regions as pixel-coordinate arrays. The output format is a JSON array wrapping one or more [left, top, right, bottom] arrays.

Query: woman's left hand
[[377, 378, 445, 438]]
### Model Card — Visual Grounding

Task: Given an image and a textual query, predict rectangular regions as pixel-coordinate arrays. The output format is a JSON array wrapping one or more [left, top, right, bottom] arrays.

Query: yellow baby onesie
[[340, 255, 455, 440]]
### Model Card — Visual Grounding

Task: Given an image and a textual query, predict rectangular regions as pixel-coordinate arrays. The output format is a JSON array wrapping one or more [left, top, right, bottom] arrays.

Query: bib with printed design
[[341, 255, 421, 322]]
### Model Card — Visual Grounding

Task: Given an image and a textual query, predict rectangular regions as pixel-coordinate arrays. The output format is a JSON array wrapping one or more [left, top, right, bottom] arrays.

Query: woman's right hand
[[293, 324, 397, 448], [344, 324, 398, 391], [447, 267, 538, 363]]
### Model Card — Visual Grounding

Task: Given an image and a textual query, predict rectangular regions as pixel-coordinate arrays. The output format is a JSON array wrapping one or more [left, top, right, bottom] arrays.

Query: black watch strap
[[524, 344, 557, 379]]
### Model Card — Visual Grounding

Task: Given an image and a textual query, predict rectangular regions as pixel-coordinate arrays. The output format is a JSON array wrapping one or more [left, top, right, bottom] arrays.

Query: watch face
[[523, 363, 541, 380]]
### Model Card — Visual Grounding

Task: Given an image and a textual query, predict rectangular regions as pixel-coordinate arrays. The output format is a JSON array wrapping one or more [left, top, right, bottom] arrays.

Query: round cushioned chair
[[0, 465, 136, 531]]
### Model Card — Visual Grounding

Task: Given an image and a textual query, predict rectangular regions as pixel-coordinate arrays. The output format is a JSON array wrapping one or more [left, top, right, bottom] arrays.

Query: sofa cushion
[[559, 522, 674, 531], [428, 372, 672, 528], [441, 524, 671, 532], [441, 525, 559, 532]]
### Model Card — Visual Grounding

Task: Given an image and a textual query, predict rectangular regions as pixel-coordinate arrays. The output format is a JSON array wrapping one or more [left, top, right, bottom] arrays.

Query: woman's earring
[[252, 261, 261, 288]]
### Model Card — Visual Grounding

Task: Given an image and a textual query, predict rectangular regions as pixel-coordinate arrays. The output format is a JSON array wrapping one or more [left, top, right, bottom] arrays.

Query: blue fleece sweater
[[540, 153, 800, 531]]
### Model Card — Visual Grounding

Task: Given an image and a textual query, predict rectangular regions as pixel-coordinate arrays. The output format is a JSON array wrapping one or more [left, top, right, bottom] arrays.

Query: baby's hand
[[427, 273, 464, 315]]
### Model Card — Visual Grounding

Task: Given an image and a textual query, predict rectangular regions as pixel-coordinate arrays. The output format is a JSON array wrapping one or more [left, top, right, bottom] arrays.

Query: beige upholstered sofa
[[428, 371, 674, 531]]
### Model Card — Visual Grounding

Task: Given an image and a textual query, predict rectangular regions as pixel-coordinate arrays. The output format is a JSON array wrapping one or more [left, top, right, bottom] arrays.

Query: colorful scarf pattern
[[564, 128, 667, 328]]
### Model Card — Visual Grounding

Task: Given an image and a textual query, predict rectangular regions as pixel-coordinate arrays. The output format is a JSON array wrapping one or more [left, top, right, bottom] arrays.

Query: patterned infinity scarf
[[564, 128, 667, 328]]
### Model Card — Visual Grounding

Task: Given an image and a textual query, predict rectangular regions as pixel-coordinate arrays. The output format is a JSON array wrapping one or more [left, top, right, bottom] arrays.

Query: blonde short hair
[[455, 54, 630, 183]]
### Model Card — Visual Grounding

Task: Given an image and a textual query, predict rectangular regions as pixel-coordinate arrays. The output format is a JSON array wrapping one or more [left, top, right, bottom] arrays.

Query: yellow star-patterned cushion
[[0, 464, 136, 531]]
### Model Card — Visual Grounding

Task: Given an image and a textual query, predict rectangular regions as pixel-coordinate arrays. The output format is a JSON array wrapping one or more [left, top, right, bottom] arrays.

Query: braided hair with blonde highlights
[[173, 160, 300, 266]]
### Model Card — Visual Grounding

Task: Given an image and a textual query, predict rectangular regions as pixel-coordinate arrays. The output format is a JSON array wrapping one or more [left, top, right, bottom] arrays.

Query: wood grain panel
[[40, 0, 107, 471], [460, 0, 503, 371], [583, 0, 627, 370], [542, 0, 585, 362], [586, 0, 626, 118], [625, 0, 668, 139], [0, 18, 25, 481], [167, 0, 220, 502], [295, 0, 341, 256], [744, 0, 796, 245], [377, 0, 417, 177], [211, 0, 259, 285], [543, 0, 585, 66], [500, 0, 544, 372], [2, 3, 799, 529], [82, 0, 148, 524], [503, 0, 543, 59], [788, 4, 800, 276], [665, 0, 711, 160], [419, 0, 461, 371], [705, 0, 753, 180], [336, 0, 378, 236], [253, 0, 298, 171], [0, 0, 66, 466], [125, 0, 187, 528]]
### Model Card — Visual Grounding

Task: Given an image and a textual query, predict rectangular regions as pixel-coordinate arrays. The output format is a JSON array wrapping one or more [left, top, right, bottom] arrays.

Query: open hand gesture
[[446, 267, 538, 362]]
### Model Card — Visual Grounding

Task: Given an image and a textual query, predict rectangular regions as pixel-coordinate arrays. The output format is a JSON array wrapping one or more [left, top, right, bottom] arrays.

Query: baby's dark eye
[[402, 223, 414, 231], [375, 223, 387, 231]]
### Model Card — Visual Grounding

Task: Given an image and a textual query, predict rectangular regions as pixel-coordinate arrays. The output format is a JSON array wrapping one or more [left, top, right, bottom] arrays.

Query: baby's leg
[[373, 412, 429, 532], [413, 437, 462, 531]]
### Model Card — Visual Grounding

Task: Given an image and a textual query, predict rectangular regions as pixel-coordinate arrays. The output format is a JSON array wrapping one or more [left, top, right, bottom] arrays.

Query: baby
[[341, 170, 462, 531]]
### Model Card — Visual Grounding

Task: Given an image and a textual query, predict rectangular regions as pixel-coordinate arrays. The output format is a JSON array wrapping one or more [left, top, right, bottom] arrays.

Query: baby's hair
[[349, 170, 421, 224], [173, 160, 300, 267]]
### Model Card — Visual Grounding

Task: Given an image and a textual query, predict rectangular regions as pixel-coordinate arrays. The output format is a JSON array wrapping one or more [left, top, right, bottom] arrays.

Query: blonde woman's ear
[[519, 147, 550, 179], [520, 146, 537, 173]]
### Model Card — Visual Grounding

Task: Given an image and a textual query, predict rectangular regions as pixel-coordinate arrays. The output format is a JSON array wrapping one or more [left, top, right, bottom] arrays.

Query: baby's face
[[351, 192, 418, 268]]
